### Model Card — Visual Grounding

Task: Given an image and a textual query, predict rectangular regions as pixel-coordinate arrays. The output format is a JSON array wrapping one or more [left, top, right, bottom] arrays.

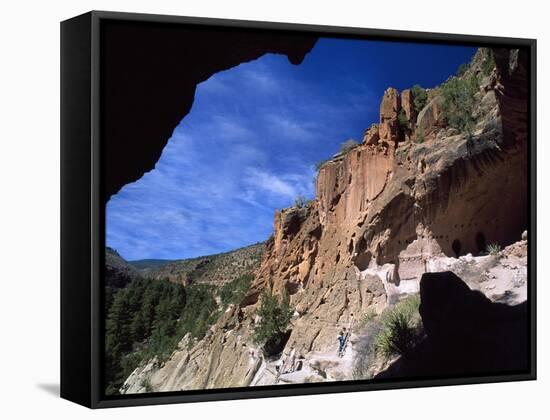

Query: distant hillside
[[139, 243, 265, 286], [128, 259, 174, 270], [105, 247, 142, 289], [104, 242, 264, 395]]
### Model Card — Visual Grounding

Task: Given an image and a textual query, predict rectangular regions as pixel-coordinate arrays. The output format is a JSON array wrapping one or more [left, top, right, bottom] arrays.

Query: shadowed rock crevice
[[264, 330, 292, 357], [493, 48, 529, 148]]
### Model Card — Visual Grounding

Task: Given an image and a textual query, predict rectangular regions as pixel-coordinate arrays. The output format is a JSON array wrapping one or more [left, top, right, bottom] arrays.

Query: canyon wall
[[120, 47, 529, 393]]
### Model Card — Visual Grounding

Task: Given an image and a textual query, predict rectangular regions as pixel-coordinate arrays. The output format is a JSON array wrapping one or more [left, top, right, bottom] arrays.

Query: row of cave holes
[[392, 231, 490, 259], [453, 232, 488, 258], [344, 230, 491, 264]]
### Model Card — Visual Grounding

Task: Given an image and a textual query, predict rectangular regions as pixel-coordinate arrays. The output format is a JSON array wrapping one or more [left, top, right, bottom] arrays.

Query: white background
[[0, 0, 547, 418]]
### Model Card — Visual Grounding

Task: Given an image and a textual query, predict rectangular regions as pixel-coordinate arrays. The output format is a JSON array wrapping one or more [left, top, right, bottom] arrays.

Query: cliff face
[[253, 47, 527, 303], [120, 47, 529, 393]]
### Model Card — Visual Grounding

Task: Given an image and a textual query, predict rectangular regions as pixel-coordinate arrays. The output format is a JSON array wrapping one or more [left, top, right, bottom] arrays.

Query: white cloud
[[243, 167, 315, 203], [211, 115, 254, 140], [266, 114, 317, 141], [242, 66, 279, 92], [244, 168, 296, 199]]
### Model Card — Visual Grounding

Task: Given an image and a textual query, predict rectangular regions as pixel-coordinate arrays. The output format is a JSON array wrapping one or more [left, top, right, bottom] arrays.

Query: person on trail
[[337, 329, 347, 355], [288, 348, 296, 373]]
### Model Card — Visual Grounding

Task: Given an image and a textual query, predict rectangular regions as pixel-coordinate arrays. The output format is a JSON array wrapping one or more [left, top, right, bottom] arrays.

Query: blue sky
[[107, 38, 476, 261]]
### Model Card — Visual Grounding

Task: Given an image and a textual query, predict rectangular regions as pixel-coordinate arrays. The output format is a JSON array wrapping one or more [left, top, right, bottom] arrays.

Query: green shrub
[[353, 295, 423, 380], [441, 74, 479, 134], [220, 273, 253, 307], [186, 260, 211, 283], [411, 85, 428, 114], [315, 158, 330, 172], [375, 311, 416, 357], [141, 378, 153, 393], [374, 295, 422, 357], [315, 138, 358, 172], [359, 307, 377, 328], [416, 125, 425, 143], [456, 63, 469, 77], [294, 195, 307, 208], [487, 242, 501, 256], [397, 109, 409, 132], [253, 289, 293, 346], [339, 139, 359, 154]]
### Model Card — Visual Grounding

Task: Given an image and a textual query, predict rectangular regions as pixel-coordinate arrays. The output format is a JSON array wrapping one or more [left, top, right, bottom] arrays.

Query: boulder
[[379, 87, 401, 141], [376, 271, 529, 379], [419, 271, 528, 370], [380, 87, 401, 120], [400, 89, 416, 123], [362, 124, 380, 145], [416, 95, 444, 141]]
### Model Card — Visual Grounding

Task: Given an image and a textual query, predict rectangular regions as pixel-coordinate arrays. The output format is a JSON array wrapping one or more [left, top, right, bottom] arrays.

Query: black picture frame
[[61, 10, 537, 409]]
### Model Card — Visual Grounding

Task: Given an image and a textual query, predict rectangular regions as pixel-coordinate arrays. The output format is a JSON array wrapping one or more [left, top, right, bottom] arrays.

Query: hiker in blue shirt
[[337, 328, 347, 355]]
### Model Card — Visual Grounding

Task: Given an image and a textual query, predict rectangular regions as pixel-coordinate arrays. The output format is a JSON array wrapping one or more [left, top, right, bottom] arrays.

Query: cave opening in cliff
[[263, 330, 292, 358], [285, 280, 301, 296], [452, 239, 462, 258], [352, 235, 372, 271], [475, 232, 487, 255]]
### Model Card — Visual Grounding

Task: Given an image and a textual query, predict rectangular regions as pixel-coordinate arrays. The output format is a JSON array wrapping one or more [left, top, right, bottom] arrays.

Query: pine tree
[[104, 278, 194, 394], [106, 289, 132, 356], [253, 289, 293, 346], [140, 287, 156, 337], [411, 84, 428, 114], [105, 289, 133, 389], [130, 310, 146, 343]]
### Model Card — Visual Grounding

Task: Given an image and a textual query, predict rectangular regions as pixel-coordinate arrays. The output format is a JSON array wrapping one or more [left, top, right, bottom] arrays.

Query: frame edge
[[60, 11, 94, 408]]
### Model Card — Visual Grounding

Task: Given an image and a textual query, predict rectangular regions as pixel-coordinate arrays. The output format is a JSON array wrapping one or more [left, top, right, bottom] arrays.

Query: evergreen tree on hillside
[[253, 289, 293, 346], [104, 286, 115, 317], [139, 287, 156, 337], [411, 84, 428, 114], [104, 277, 214, 395], [105, 289, 133, 390], [220, 273, 253, 307], [106, 290, 133, 357], [178, 284, 218, 340], [130, 310, 146, 343], [441, 74, 479, 134]]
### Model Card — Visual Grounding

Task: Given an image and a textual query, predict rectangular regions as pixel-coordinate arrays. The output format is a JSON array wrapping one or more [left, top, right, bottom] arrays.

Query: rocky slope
[[134, 243, 264, 286], [105, 247, 142, 289], [120, 47, 529, 393], [356, 238, 528, 380]]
